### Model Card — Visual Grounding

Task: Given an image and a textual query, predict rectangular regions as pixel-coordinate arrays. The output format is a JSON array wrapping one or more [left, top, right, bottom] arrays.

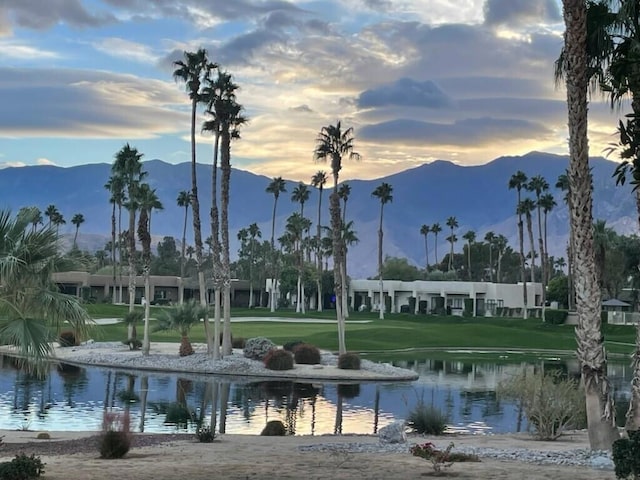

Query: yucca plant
[[154, 300, 205, 356]]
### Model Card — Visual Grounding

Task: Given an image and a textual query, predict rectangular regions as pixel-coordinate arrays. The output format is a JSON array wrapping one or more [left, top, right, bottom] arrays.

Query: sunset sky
[[0, 0, 628, 181]]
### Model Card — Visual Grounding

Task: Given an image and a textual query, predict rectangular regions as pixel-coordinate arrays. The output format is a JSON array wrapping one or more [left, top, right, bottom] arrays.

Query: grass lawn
[[84, 304, 637, 359]]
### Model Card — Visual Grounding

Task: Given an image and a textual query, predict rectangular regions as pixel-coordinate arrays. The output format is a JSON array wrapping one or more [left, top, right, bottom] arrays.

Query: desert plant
[[496, 370, 585, 440], [154, 300, 205, 356], [260, 420, 286, 436], [0, 454, 45, 480], [232, 337, 246, 349], [293, 343, 321, 364], [263, 349, 294, 371], [35, 433, 50, 440], [613, 430, 640, 480], [122, 310, 143, 342], [407, 400, 448, 435], [58, 330, 77, 347], [123, 338, 142, 350], [195, 424, 215, 443], [99, 411, 131, 459], [337, 352, 361, 370], [243, 337, 276, 360], [283, 340, 304, 352], [410, 442, 456, 474]]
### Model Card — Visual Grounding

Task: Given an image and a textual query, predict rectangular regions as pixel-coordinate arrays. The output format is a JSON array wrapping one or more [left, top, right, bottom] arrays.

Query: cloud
[[483, 0, 561, 27], [92, 38, 159, 64], [290, 105, 313, 113], [1, 0, 116, 31], [358, 78, 452, 109], [0, 40, 60, 60], [36, 157, 56, 166]]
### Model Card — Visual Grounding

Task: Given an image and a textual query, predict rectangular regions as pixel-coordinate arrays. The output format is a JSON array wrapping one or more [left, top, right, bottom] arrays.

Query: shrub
[[337, 352, 361, 370], [264, 349, 294, 371], [293, 343, 321, 365], [0, 454, 46, 480], [35, 433, 50, 440], [407, 403, 448, 435], [195, 424, 215, 443], [496, 370, 585, 440], [232, 337, 246, 349], [123, 338, 142, 350], [260, 420, 286, 436], [58, 330, 77, 347], [243, 337, 276, 360], [613, 430, 640, 480], [545, 309, 568, 325], [99, 411, 131, 459], [283, 340, 304, 352]]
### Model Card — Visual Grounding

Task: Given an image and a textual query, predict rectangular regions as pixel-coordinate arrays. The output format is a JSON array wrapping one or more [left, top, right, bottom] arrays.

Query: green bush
[[58, 330, 77, 347], [337, 352, 361, 370], [407, 403, 448, 435], [263, 349, 294, 370], [243, 337, 276, 360], [232, 337, 246, 349], [260, 420, 286, 436], [545, 309, 568, 325], [0, 454, 46, 480], [613, 430, 640, 480], [293, 343, 321, 365], [195, 424, 215, 443], [99, 411, 131, 459], [283, 340, 304, 352]]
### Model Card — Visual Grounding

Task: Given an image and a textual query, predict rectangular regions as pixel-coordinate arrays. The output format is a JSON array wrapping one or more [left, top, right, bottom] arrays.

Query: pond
[[0, 354, 633, 436]]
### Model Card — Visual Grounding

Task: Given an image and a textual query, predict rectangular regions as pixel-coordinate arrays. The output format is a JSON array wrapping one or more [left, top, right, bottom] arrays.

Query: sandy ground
[[0, 429, 615, 480]]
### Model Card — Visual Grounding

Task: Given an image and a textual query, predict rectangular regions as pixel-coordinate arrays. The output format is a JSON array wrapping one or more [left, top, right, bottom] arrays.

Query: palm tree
[[311, 170, 328, 311], [266, 176, 287, 313], [494, 234, 508, 283], [105, 176, 124, 304], [445, 216, 458, 271], [44, 204, 58, 229], [51, 212, 66, 247], [313, 121, 361, 355], [71, 213, 84, 249], [527, 175, 549, 287], [338, 183, 351, 223], [509, 171, 529, 319], [484, 231, 496, 282], [431, 223, 442, 267], [0, 210, 90, 370], [285, 213, 312, 313], [539, 193, 557, 285], [372, 182, 393, 320], [560, 0, 619, 448], [420, 224, 430, 271], [462, 230, 475, 280], [292, 182, 310, 217], [112, 143, 146, 317], [137, 183, 163, 356], [176, 190, 191, 304], [248, 222, 261, 308], [337, 182, 352, 318], [154, 301, 205, 357], [556, 172, 574, 311], [518, 198, 537, 285], [173, 48, 216, 355]]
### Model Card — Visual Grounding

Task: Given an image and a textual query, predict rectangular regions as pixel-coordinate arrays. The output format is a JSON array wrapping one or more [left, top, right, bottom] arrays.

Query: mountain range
[[0, 151, 636, 278]]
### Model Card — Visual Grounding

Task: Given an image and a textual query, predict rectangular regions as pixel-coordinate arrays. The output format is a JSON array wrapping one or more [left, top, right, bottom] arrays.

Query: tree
[[105, 176, 124, 304], [556, 172, 575, 311], [518, 198, 537, 284], [445, 216, 458, 272], [173, 48, 217, 356], [539, 192, 557, 284], [372, 182, 393, 319], [528, 175, 550, 321], [509, 171, 529, 319], [311, 170, 328, 311], [292, 182, 310, 217], [484, 231, 496, 282], [560, 0, 619, 449], [44, 204, 58, 229], [338, 183, 351, 223], [420, 224, 430, 271], [0, 210, 90, 370], [494, 234, 508, 283], [154, 301, 205, 357], [313, 121, 361, 355], [337, 182, 352, 318], [462, 230, 476, 281], [266, 176, 287, 313], [247, 222, 261, 308], [431, 223, 442, 267], [71, 213, 85, 249], [176, 190, 191, 304]]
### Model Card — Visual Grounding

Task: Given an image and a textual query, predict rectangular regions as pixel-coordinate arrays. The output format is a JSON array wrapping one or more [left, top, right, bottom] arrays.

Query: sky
[[0, 0, 628, 181]]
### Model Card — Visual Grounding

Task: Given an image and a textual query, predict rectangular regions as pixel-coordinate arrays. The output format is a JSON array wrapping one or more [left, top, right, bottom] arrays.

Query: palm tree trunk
[[211, 131, 222, 359], [378, 204, 384, 320], [270, 197, 278, 313], [434, 234, 438, 266], [111, 203, 117, 304], [563, 0, 618, 449], [424, 234, 429, 270], [118, 204, 124, 304], [179, 205, 188, 304], [220, 131, 232, 356], [467, 242, 472, 280], [518, 218, 528, 319], [488, 244, 493, 282], [296, 274, 302, 313], [142, 267, 151, 355], [526, 214, 536, 285], [330, 188, 346, 355], [341, 259, 348, 318], [317, 188, 324, 312], [128, 209, 136, 319]]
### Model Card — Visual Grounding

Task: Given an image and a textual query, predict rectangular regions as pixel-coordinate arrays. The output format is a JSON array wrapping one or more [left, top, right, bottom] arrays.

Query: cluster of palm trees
[[15, 205, 86, 250]]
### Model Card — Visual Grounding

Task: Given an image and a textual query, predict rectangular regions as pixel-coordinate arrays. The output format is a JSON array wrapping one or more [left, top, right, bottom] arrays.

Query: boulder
[[379, 420, 407, 444]]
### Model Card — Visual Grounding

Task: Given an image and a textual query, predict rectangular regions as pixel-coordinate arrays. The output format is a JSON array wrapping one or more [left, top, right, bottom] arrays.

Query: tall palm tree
[[462, 230, 475, 280], [445, 216, 458, 271], [247, 222, 261, 308], [285, 213, 312, 314], [420, 224, 430, 271], [560, 0, 619, 448], [112, 143, 146, 316], [518, 198, 537, 285], [509, 171, 529, 319], [338, 183, 351, 223], [494, 234, 508, 283], [266, 176, 287, 313], [137, 183, 163, 355], [0, 210, 91, 370], [173, 48, 216, 355], [484, 231, 496, 282], [44, 204, 58, 229], [337, 182, 352, 318], [291, 182, 310, 217], [311, 170, 328, 311], [431, 223, 442, 267], [372, 182, 393, 320], [313, 121, 361, 355], [71, 213, 84, 249], [539, 193, 557, 285], [105, 176, 124, 304], [527, 175, 549, 288], [556, 172, 575, 311], [176, 190, 191, 305]]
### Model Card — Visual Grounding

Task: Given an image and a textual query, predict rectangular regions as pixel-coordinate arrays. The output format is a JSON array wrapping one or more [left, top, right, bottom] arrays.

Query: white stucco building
[[349, 279, 543, 316]]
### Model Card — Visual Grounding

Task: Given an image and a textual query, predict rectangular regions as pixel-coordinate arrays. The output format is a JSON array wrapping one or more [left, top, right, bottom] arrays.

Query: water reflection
[[0, 355, 632, 435]]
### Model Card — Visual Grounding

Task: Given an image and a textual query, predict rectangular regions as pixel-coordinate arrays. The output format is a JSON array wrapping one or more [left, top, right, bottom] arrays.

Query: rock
[[590, 454, 614, 470], [379, 420, 407, 444]]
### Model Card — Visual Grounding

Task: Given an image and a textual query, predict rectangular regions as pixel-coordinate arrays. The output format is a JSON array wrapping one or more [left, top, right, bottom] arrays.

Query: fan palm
[[527, 175, 549, 287], [445, 216, 458, 272], [509, 171, 529, 319], [311, 170, 328, 311], [462, 230, 475, 281], [105, 176, 125, 304], [431, 223, 442, 267], [372, 182, 393, 320], [154, 301, 205, 357], [420, 224, 430, 271], [517, 198, 537, 284], [291, 182, 310, 217], [266, 176, 287, 312], [71, 213, 84, 249], [484, 231, 496, 282], [176, 190, 191, 304], [44, 204, 58, 229], [247, 223, 261, 308], [337, 182, 352, 317], [313, 121, 361, 355]]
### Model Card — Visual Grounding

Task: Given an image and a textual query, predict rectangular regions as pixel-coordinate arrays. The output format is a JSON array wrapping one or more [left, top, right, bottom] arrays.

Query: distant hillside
[[0, 152, 636, 278]]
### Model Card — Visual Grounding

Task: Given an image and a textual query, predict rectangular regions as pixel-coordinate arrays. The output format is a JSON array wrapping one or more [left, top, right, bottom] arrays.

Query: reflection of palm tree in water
[[219, 382, 230, 434]]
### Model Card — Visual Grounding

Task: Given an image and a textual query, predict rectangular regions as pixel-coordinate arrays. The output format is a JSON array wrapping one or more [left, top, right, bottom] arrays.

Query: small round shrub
[[283, 340, 304, 352], [99, 430, 131, 459], [337, 352, 361, 370], [195, 424, 215, 443], [243, 337, 276, 360], [260, 420, 286, 436], [58, 330, 77, 347], [36, 432, 50, 440], [232, 337, 246, 349], [293, 343, 321, 365], [263, 349, 294, 371], [407, 403, 448, 435], [0, 454, 46, 480]]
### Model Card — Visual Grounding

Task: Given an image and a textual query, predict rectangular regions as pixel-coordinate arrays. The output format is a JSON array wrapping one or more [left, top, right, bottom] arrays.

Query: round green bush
[[293, 343, 321, 365], [99, 430, 131, 459], [263, 349, 294, 371], [243, 337, 276, 360], [407, 403, 448, 435], [337, 352, 361, 370], [58, 330, 77, 347]]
